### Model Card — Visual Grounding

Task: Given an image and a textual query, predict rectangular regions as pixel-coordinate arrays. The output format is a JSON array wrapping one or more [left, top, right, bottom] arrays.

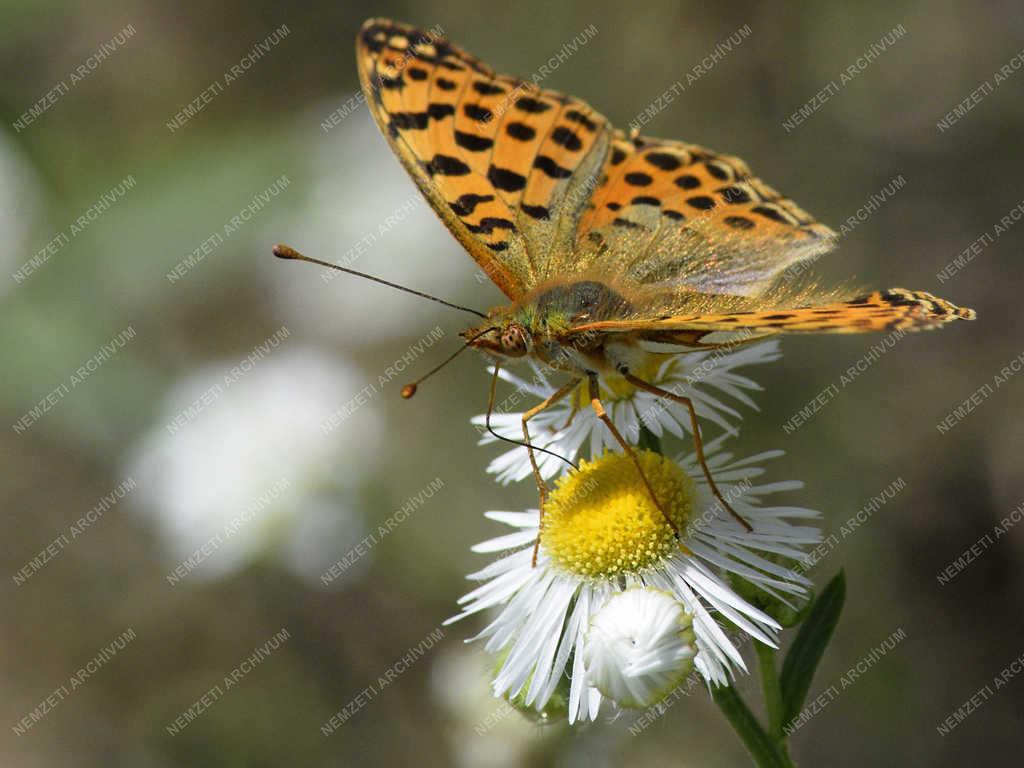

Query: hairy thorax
[[465, 279, 650, 377]]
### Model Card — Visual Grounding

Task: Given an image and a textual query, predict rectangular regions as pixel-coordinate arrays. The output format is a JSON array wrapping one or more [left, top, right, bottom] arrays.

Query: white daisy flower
[[471, 341, 781, 484], [445, 441, 820, 723]]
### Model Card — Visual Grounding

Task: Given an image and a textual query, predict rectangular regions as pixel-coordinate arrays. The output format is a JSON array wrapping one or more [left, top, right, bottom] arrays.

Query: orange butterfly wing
[[564, 131, 837, 296], [357, 20, 975, 336], [571, 289, 976, 340], [356, 19, 611, 299]]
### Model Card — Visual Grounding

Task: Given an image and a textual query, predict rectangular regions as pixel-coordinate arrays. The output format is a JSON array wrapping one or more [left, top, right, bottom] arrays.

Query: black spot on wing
[[360, 25, 386, 53], [521, 204, 550, 220], [455, 130, 493, 151], [465, 217, 516, 234], [449, 193, 495, 216], [515, 96, 551, 113], [488, 165, 527, 191], [533, 155, 572, 179], [551, 126, 583, 151], [752, 205, 793, 224], [506, 122, 536, 141], [613, 217, 645, 229], [624, 172, 653, 186], [390, 112, 428, 131], [705, 162, 730, 181], [645, 152, 682, 171], [674, 175, 700, 190], [426, 154, 471, 176], [687, 196, 716, 210], [427, 103, 455, 120], [463, 104, 493, 122], [724, 215, 755, 230], [564, 109, 597, 131], [719, 186, 751, 204], [436, 77, 457, 91], [472, 80, 505, 95], [390, 104, 454, 133]]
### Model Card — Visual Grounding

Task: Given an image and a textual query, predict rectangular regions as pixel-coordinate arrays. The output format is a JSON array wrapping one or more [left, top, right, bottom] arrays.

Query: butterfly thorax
[[463, 279, 640, 375]]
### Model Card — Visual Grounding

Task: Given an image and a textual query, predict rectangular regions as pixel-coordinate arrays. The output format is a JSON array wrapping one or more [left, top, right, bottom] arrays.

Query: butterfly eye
[[500, 325, 528, 355]]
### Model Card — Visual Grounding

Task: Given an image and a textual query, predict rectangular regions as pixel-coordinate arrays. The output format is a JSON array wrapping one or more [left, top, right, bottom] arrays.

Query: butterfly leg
[[486, 367, 580, 566], [621, 371, 753, 532], [587, 374, 685, 544], [520, 378, 581, 566]]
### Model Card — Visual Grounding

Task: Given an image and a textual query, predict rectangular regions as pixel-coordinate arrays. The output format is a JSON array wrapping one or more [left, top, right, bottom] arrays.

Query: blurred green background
[[2, 1, 1021, 765]]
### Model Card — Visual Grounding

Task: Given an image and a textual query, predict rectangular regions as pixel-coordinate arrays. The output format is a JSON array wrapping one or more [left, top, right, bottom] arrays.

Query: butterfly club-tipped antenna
[[273, 243, 576, 471], [273, 242, 496, 395], [399, 325, 498, 399], [273, 243, 488, 319]]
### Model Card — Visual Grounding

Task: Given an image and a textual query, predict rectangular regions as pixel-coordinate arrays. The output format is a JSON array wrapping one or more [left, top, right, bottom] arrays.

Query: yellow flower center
[[569, 354, 672, 411], [541, 450, 695, 579]]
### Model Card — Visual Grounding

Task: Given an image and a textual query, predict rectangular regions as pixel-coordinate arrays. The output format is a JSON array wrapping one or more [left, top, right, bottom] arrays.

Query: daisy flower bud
[[584, 588, 696, 709]]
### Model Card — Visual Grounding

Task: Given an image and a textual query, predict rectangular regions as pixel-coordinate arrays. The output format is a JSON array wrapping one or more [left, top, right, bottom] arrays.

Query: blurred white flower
[[431, 647, 553, 768], [268, 105, 478, 348], [0, 129, 43, 300], [127, 345, 380, 584]]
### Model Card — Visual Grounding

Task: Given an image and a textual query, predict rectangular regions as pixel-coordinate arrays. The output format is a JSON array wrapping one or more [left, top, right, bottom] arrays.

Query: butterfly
[[278, 18, 975, 542]]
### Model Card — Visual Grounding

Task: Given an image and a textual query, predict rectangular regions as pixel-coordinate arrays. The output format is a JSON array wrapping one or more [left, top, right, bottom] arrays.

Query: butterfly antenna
[[485, 366, 578, 471], [400, 326, 497, 399], [273, 244, 488, 319]]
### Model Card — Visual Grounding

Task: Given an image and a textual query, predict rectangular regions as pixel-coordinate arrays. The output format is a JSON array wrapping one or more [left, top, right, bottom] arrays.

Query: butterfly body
[[462, 278, 669, 382]]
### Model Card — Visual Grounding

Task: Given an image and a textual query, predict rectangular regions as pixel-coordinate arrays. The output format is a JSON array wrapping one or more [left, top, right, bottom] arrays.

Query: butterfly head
[[461, 317, 531, 360]]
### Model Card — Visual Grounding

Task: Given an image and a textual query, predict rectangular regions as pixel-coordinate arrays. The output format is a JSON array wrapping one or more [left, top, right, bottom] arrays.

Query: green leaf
[[712, 684, 794, 768], [779, 570, 847, 729]]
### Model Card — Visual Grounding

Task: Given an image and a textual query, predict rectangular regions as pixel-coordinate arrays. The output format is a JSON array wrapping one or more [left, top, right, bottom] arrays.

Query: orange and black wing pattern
[[356, 19, 611, 299], [563, 131, 837, 297], [357, 19, 975, 337], [571, 288, 976, 341]]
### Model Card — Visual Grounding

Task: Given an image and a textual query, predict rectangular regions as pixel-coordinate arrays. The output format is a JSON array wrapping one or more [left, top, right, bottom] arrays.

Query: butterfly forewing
[[357, 20, 527, 297], [356, 19, 611, 297]]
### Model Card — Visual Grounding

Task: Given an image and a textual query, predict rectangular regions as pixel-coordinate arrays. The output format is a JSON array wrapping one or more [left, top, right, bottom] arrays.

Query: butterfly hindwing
[[570, 289, 977, 339], [567, 131, 837, 297]]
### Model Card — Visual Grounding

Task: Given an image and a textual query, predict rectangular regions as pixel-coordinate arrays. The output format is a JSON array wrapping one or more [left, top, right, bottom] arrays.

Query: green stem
[[756, 642, 785, 740], [637, 424, 662, 453], [712, 685, 794, 768], [643, 424, 794, 766]]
